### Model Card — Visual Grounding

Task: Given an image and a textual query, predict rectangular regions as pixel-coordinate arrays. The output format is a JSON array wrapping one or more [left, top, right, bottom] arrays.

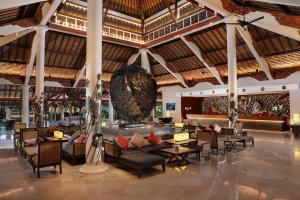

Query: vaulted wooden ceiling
[[0, 0, 300, 89], [78, 0, 180, 19]]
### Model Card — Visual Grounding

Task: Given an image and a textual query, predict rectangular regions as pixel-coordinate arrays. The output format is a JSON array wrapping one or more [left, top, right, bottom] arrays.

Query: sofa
[[104, 135, 172, 178]]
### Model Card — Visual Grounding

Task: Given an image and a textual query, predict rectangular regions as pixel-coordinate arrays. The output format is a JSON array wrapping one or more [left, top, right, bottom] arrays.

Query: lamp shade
[[293, 114, 300, 124], [174, 132, 189, 142], [54, 131, 63, 139], [175, 122, 184, 128]]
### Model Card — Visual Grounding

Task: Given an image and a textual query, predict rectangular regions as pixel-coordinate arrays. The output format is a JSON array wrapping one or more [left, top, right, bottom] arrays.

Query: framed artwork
[[166, 103, 175, 110]]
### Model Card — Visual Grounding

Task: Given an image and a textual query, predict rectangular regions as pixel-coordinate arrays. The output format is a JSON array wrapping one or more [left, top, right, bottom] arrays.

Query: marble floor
[[0, 130, 300, 200]]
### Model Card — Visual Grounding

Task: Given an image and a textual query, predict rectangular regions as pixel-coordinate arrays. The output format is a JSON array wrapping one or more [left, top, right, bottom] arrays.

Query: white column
[[109, 95, 114, 126], [79, 0, 107, 173], [226, 17, 238, 128], [140, 49, 151, 74], [22, 85, 29, 127], [35, 25, 47, 127]]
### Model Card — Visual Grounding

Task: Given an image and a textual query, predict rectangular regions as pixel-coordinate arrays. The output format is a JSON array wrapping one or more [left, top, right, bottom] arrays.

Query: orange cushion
[[114, 134, 129, 150], [147, 132, 161, 145], [74, 135, 86, 144]]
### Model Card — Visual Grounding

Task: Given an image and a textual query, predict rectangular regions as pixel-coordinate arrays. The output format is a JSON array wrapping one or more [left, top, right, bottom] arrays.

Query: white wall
[[159, 71, 300, 122]]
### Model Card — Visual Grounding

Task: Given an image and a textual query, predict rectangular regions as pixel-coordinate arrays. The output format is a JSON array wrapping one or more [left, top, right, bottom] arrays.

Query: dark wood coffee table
[[161, 146, 200, 166]]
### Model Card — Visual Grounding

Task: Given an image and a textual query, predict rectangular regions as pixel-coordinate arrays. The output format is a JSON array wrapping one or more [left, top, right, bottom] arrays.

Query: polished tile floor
[[0, 130, 300, 200]]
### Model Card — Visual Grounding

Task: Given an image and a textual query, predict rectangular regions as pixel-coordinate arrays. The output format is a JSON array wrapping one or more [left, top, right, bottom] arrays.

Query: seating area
[[102, 122, 255, 177], [1, 0, 300, 199]]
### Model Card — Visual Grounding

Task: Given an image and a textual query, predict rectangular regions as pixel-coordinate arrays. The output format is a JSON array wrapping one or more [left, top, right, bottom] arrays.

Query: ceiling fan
[[228, 0, 265, 30]]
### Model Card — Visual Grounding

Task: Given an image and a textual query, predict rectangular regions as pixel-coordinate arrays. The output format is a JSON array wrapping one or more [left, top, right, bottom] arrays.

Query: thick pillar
[[35, 25, 47, 127], [109, 95, 114, 126], [79, 0, 107, 173], [22, 85, 29, 127], [140, 49, 151, 74], [226, 17, 238, 128]]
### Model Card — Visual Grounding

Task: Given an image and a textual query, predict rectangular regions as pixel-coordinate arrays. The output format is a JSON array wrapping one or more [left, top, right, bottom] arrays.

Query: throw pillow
[[214, 124, 222, 134], [74, 135, 86, 144], [147, 132, 161, 144], [114, 134, 129, 150], [130, 133, 148, 148]]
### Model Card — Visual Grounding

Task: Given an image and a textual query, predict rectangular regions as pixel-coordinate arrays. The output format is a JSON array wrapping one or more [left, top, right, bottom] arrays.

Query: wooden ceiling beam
[[180, 35, 224, 85], [73, 64, 86, 88], [0, 28, 34, 47], [38, 0, 63, 26], [0, 0, 46, 10], [165, 1, 178, 26], [194, 0, 300, 41], [0, 18, 36, 36], [236, 24, 274, 80], [137, 0, 145, 33], [103, 0, 111, 27], [146, 48, 189, 88], [127, 50, 141, 65]]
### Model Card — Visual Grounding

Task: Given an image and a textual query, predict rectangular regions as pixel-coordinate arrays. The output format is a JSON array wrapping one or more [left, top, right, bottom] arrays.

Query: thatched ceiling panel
[[0, 3, 40, 26], [154, 39, 194, 61]]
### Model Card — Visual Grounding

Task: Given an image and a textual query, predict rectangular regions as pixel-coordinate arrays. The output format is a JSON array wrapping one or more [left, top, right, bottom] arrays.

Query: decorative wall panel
[[201, 93, 290, 118]]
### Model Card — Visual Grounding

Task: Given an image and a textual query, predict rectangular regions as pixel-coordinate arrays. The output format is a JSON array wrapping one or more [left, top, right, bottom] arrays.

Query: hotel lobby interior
[[1, 0, 300, 199]]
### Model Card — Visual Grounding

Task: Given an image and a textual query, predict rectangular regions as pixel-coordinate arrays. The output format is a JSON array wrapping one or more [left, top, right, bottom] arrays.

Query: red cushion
[[74, 135, 86, 144], [114, 134, 129, 150], [147, 132, 161, 145], [47, 126, 59, 134]]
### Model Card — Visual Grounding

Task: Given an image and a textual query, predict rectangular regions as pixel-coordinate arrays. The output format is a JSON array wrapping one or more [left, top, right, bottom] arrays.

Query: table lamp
[[293, 114, 300, 124], [174, 132, 189, 142], [54, 130, 64, 139]]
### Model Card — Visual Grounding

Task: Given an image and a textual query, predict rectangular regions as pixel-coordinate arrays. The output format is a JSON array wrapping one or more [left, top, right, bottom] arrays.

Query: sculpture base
[[78, 163, 108, 174]]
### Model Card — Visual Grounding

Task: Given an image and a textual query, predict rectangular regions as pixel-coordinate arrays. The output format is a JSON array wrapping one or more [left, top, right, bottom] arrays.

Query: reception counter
[[186, 114, 284, 131]]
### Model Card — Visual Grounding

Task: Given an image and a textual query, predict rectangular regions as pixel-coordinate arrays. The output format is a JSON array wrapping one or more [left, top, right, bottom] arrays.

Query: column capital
[[224, 15, 239, 24]]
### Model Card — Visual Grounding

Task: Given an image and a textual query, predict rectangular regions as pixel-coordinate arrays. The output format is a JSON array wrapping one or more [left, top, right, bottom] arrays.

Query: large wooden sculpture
[[109, 64, 157, 122]]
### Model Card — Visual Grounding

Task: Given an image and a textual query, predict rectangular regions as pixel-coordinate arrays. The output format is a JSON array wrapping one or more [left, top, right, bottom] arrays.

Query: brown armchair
[[28, 141, 62, 178], [13, 123, 26, 149], [210, 131, 226, 154], [20, 128, 38, 157]]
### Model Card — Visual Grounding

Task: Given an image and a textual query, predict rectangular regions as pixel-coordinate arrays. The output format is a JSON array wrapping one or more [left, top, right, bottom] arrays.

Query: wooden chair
[[233, 123, 254, 147], [13, 123, 26, 149], [197, 131, 211, 159], [28, 141, 62, 178], [20, 128, 38, 157], [210, 131, 226, 154]]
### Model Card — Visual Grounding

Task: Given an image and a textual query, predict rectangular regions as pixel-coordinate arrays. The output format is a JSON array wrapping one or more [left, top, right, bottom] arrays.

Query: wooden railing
[[53, 14, 144, 44], [52, 9, 216, 45], [144, 9, 216, 42]]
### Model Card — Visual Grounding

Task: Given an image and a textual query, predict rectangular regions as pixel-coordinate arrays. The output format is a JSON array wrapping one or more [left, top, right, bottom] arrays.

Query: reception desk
[[186, 114, 284, 131]]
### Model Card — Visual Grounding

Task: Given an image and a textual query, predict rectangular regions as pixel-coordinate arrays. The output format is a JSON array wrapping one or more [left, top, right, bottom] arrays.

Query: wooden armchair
[[197, 131, 211, 159], [20, 128, 38, 157], [29, 141, 62, 178], [233, 123, 254, 147], [210, 131, 226, 154], [13, 123, 26, 149]]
